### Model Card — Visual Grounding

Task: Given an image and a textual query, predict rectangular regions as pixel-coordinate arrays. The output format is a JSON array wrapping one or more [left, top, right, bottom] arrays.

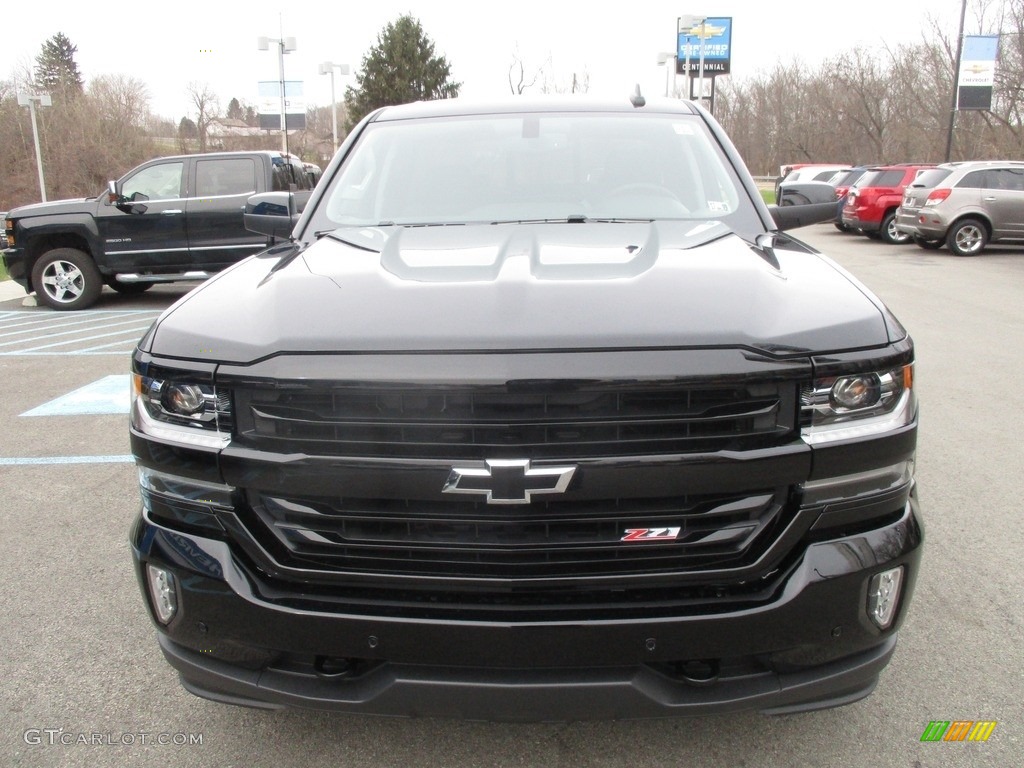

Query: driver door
[[97, 159, 190, 272]]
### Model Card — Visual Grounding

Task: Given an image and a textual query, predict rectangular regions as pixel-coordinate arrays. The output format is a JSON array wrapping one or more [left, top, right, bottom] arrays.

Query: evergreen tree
[[178, 117, 198, 139], [227, 97, 244, 122], [35, 32, 84, 95], [344, 15, 460, 129]]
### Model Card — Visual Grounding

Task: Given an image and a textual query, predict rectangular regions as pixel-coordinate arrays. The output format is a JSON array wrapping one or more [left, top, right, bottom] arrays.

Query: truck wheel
[[31, 248, 103, 311], [946, 219, 987, 256], [106, 280, 154, 295], [880, 212, 910, 245], [911, 235, 944, 250]]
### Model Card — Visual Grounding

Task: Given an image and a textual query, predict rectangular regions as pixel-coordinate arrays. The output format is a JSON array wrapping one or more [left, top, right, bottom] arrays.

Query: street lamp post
[[319, 61, 350, 153], [17, 91, 51, 202], [257, 34, 297, 155]]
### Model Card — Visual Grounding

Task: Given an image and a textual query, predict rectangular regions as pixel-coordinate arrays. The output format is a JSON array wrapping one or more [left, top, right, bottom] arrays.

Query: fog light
[[867, 567, 903, 629], [146, 564, 178, 625]]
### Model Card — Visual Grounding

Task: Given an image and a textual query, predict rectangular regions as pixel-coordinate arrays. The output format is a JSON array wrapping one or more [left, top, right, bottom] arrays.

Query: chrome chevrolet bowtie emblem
[[443, 459, 576, 504]]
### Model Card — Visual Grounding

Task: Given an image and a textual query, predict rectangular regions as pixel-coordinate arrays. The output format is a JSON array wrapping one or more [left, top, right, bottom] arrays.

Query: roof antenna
[[630, 84, 646, 108]]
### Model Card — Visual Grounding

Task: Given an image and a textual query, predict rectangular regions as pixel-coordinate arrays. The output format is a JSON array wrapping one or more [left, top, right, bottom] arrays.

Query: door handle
[[983, 197, 997, 201], [161, 209, 183, 215]]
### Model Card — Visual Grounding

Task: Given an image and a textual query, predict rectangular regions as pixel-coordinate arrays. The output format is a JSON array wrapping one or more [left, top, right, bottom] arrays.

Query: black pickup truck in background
[[1, 151, 313, 310]]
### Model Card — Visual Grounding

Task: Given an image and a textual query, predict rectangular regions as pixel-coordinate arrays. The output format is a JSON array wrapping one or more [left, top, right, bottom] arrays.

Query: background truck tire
[[106, 279, 154, 295], [31, 247, 103, 311]]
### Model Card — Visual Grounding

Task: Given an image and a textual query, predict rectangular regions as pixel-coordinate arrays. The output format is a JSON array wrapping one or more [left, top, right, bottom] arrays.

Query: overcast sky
[[4, 1, 968, 122]]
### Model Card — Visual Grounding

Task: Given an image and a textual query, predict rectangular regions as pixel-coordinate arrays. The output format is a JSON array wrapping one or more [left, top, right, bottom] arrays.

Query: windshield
[[313, 112, 750, 230]]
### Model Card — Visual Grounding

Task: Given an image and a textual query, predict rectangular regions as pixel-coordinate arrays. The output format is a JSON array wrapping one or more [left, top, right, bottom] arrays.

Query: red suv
[[842, 164, 936, 244]]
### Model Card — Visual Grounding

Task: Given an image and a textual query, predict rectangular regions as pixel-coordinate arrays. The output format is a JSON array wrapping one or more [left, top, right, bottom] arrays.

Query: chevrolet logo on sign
[[443, 459, 576, 504]]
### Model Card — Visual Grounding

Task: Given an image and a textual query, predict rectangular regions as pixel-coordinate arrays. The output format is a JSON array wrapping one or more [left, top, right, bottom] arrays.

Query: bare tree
[[187, 81, 220, 153], [508, 48, 547, 95]]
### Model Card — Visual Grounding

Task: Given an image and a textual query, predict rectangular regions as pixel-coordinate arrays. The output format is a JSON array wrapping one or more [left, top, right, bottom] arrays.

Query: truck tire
[[106, 279, 154, 295], [31, 247, 103, 311], [946, 218, 987, 256], [912, 235, 944, 250]]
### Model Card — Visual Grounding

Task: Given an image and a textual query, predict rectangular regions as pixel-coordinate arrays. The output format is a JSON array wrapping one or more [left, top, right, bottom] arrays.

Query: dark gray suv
[[895, 161, 1024, 255]]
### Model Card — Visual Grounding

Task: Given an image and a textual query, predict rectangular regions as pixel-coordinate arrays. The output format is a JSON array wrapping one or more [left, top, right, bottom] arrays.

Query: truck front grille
[[233, 380, 797, 459]]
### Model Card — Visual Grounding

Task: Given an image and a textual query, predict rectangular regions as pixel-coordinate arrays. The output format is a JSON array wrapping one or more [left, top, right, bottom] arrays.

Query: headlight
[[801, 364, 915, 445], [131, 373, 231, 450]]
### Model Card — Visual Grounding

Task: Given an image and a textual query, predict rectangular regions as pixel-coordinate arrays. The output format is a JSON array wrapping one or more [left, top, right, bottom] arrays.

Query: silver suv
[[895, 161, 1024, 256]]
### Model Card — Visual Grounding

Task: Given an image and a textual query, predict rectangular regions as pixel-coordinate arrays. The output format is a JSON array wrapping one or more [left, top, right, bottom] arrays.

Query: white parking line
[[0, 310, 161, 355], [0, 455, 134, 466]]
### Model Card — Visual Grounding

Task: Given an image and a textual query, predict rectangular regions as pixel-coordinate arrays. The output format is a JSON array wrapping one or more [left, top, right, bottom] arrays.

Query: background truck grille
[[233, 380, 797, 459]]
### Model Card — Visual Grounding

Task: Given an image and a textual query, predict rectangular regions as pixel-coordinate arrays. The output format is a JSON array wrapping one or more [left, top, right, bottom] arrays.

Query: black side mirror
[[768, 201, 837, 231], [244, 191, 300, 240]]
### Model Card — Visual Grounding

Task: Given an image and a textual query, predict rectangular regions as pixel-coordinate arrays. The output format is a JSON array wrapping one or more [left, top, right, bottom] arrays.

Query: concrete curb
[[0, 279, 32, 304]]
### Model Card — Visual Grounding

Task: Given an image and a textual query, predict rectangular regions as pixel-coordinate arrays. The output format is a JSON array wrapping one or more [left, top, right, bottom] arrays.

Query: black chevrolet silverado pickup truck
[[129, 96, 922, 721], [2, 150, 313, 310]]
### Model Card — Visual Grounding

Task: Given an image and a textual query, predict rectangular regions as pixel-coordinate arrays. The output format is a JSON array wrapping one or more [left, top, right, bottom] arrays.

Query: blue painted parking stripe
[[21, 374, 131, 416], [0, 455, 134, 466]]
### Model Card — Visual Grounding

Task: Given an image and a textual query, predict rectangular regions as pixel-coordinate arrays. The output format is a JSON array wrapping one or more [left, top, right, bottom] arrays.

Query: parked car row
[[779, 158, 1024, 257], [895, 161, 1024, 256], [841, 164, 936, 244], [776, 164, 852, 205]]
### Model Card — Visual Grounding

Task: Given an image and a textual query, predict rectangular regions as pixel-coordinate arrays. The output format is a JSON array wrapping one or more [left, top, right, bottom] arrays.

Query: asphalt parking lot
[[1, 226, 1022, 767]]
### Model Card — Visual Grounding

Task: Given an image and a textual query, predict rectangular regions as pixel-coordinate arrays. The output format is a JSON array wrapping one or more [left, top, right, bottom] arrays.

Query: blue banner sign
[[958, 35, 999, 110]]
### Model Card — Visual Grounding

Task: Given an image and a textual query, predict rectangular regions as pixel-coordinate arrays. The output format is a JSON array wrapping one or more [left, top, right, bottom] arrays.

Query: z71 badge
[[621, 527, 682, 542]]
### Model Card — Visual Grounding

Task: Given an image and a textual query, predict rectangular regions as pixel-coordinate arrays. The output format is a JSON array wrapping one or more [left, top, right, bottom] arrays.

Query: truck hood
[[9, 196, 98, 217], [150, 222, 893, 364]]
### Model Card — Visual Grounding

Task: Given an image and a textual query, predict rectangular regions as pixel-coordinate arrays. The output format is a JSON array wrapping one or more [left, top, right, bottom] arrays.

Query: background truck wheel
[[912, 235, 944, 250], [31, 248, 103, 311], [880, 212, 911, 244], [946, 218, 987, 256], [106, 279, 154, 295]]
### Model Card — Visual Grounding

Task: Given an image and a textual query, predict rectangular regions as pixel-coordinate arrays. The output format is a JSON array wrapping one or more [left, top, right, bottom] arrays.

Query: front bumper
[[131, 494, 923, 721], [1, 247, 30, 289]]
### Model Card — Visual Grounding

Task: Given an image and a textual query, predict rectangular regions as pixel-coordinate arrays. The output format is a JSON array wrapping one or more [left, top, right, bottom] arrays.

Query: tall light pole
[[944, 0, 969, 162], [678, 14, 706, 103], [319, 61, 350, 153], [697, 18, 708, 111], [17, 91, 51, 202], [257, 34, 297, 155], [656, 53, 676, 97]]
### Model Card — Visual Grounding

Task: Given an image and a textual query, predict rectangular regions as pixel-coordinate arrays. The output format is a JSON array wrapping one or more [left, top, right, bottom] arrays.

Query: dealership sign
[[677, 17, 733, 75], [957, 35, 999, 111], [257, 81, 307, 130]]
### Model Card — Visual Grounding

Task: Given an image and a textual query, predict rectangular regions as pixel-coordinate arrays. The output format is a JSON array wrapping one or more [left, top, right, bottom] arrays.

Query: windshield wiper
[[377, 221, 467, 228], [490, 215, 589, 224], [490, 215, 654, 225]]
